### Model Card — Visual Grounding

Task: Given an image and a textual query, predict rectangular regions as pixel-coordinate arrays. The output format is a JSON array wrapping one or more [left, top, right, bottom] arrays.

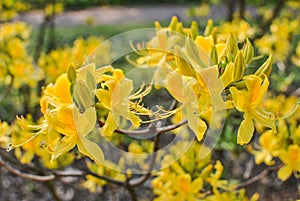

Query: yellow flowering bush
[[38, 36, 110, 83], [0, 1, 300, 201]]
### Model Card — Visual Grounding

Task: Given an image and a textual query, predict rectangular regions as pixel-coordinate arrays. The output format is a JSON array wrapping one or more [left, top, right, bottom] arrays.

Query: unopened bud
[[211, 27, 218, 44], [233, 50, 245, 81], [244, 38, 254, 65], [176, 22, 184, 34], [169, 16, 178, 31], [210, 45, 218, 65], [191, 21, 198, 39], [204, 19, 213, 36], [255, 55, 273, 77], [226, 33, 238, 57], [67, 63, 76, 83], [154, 21, 162, 29]]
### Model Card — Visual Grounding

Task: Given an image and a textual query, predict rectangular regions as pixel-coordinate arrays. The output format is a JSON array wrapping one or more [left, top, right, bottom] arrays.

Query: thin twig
[[203, 162, 284, 197], [0, 155, 55, 181], [0, 154, 128, 186], [98, 119, 187, 136], [125, 175, 137, 201], [129, 132, 161, 187], [234, 162, 283, 190]]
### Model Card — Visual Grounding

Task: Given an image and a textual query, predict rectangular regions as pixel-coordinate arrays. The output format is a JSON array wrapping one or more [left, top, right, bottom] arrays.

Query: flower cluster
[[0, 22, 42, 88], [152, 141, 259, 201], [133, 16, 276, 145], [38, 36, 110, 83], [250, 95, 300, 181]]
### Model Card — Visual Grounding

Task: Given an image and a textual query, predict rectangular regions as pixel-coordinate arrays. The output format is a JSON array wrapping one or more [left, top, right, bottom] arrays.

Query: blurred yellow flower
[[218, 19, 255, 42], [278, 145, 300, 181], [251, 130, 280, 165]]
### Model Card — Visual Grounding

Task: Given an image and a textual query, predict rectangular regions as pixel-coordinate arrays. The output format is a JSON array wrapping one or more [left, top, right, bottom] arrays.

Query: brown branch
[[0, 155, 55, 181], [98, 119, 187, 136], [234, 162, 283, 190], [125, 175, 137, 201], [204, 162, 284, 197], [0, 154, 127, 186]]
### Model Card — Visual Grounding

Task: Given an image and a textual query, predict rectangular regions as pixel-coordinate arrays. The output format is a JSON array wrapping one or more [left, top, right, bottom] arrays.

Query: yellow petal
[[195, 35, 213, 54], [220, 62, 235, 87], [167, 72, 186, 102], [55, 74, 72, 104], [73, 107, 96, 137], [49, 135, 77, 160], [187, 106, 207, 141], [77, 136, 104, 165], [215, 44, 226, 60], [253, 76, 269, 106], [101, 112, 117, 136], [96, 89, 112, 109], [191, 177, 203, 193], [249, 107, 276, 132], [237, 112, 254, 145], [229, 87, 246, 111], [278, 165, 293, 181], [112, 78, 133, 105]]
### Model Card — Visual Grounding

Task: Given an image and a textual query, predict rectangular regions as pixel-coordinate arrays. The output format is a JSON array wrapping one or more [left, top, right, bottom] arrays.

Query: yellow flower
[[255, 34, 290, 62], [230, 75, 276, 145], [173, 174, 203, 201], [38, 36, 109, 83], [39, 72, 104, 163], [278, 145, 300, 181], [40, 73, 72, 114], [251, 130, 280, 165], [206, 161, 228, 191], [218, 19, 255, 42], [167, 71, 207, 141], [255, 18, 297, 62], [96, 68, 150, 136]]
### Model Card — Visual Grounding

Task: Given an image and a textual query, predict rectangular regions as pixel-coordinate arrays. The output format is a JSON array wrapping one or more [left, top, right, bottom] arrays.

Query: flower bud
[[154, 20, 162, 29], [176, 22, 184, 35], [226, 33, 238, 57], [204, 19, 213, 36], [169, 16, 178, 31], [233, 50, 245, 81], [210, 45, 218, 65], [191, 21, 198, 40], [244, 38, 254, 65], [67, 63, 76, 83], [255, 55, 273, 77]]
